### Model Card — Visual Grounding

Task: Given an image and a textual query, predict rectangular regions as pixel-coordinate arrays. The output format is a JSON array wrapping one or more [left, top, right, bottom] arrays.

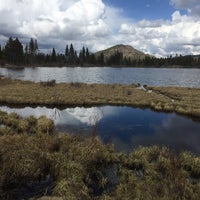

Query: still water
[[1, 105, 200, 155], [0, 67, 200, 87]]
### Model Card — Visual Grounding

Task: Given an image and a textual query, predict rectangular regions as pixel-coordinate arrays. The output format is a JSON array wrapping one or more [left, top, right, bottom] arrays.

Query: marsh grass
[[0, 78, 164, 107], [0, 110, 54, 135], [149, 86, 200, 118], [40, 80, 56, 87], [1, 77, 200, 119], [1, 77, 200, 199], [114, 146, 200, 200], [0, 110, 200, 199]]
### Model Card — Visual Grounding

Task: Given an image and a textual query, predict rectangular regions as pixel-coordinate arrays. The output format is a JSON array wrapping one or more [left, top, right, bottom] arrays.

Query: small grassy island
[[0, 77, 200, 118], [0, 77, 200, 199]]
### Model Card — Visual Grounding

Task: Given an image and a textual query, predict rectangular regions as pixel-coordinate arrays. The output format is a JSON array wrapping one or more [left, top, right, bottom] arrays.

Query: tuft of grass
[[40, 80, 56, 87], [0, 111, 54, 135]]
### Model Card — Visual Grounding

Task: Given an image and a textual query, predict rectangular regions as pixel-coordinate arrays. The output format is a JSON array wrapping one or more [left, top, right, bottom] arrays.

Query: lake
[[0, 67, 200, 87], [1, 67, 200, 154], [1, 105, 200, 155]]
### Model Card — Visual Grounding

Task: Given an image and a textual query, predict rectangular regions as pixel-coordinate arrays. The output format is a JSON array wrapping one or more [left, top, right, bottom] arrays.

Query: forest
[[0, 37, 200, 67]]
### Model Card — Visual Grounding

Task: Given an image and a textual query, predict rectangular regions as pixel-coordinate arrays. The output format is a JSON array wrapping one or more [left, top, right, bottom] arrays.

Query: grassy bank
[[0, 77, 200, 118], [0, 111, 200, 199]]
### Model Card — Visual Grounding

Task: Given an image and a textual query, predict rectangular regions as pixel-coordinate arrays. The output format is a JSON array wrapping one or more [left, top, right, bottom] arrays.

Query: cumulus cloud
[[0, 0, 110, 50], [118, 10, 200, 56], [0, 0, 199, 57], [170, 0, 200, 17]]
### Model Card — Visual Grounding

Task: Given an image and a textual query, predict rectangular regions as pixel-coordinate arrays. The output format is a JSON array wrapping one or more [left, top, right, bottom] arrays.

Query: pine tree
[[65, 45, 69, 62], [69, 44, 75, 64], [4, 37, 13, 62], [79, 46, 86, 65], [98, 52, 104, 65], [4, 37, 23, 64], [28, 38, 39, 64], [14, 38, 23, 64], [51, 48, 56, 62], [86, 47, 90, 63], [74, 50, 78, 64], [82, 46, 86, 62], [34, 39, 38, 54], [89, 53, 96, 65], [29, 38, 35, 55]]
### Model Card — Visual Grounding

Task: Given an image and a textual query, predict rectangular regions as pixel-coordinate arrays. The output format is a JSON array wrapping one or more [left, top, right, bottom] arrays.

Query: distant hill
[[94, 44, 153, 61]]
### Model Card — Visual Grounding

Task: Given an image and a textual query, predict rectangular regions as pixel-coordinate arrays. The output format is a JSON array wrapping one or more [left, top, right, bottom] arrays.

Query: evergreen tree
[[4, 37, 13, 62], [107, 51, 123, 65], [79, 46, 86, 65], [28, 38, 38, 64], [86, 47, 90, 63], [4, 37, 23, 64], [14, 38, 23, 64], [82, 46, 86, 62], [79, 50, 83, 65], [34, 39, 38, 54], [69, 44, 75, 64], [74, 50, 78, 64], [97, 52, 104, 65], [51, 48, 56, 62], [29, 38, 35, 55], [65, 45, 69, 62], [89, 53, 96, 65], [45, 54, 50, 63]]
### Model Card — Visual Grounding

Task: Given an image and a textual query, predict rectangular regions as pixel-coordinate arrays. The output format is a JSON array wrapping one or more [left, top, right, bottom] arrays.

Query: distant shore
[[0, 63, 200, 69], [0, 77, 200, 119]]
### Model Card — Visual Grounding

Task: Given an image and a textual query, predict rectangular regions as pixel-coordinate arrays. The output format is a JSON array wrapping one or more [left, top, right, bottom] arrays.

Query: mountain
[[94, 44, 153, 61]]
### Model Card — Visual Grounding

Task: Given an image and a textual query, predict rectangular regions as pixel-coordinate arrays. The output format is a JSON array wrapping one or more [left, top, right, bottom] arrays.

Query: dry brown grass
[[0, 77, 200, 118], [1, 133, 200, 199], [0, 110, 200, 199], [149, 86, 200, 117]]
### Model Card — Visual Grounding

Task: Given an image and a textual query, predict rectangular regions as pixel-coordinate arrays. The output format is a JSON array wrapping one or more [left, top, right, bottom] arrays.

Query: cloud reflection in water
[[0, 106, 200, 155]]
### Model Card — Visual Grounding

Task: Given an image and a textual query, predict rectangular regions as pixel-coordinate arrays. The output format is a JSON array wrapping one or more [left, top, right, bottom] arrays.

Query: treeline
[[0, 37, 200, 67], [142, 54, 200, 67], [103, 51, 200, 67], [0, 37, 97, 66]]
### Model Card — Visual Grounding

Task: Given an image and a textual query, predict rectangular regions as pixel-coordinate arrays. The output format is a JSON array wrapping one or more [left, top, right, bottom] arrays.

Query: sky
[[0, 0, 199, 57]]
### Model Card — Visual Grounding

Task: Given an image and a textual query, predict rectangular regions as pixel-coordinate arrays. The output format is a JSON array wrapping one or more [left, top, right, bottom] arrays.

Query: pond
[[0, 67, 200, 87], [1, 105, 200, 155]]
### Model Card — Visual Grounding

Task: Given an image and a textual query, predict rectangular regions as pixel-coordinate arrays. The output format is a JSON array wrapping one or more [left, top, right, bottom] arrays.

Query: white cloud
[[117, 11, 200, 57], [0, 0, 110, 49], [0, 0, 199, 57], [170, 0, 200, 17]]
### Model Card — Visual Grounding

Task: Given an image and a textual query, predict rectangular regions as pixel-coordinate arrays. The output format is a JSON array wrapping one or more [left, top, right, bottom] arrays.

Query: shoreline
[[0, 77, 200, 119], [0, 64, 200, 69]]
